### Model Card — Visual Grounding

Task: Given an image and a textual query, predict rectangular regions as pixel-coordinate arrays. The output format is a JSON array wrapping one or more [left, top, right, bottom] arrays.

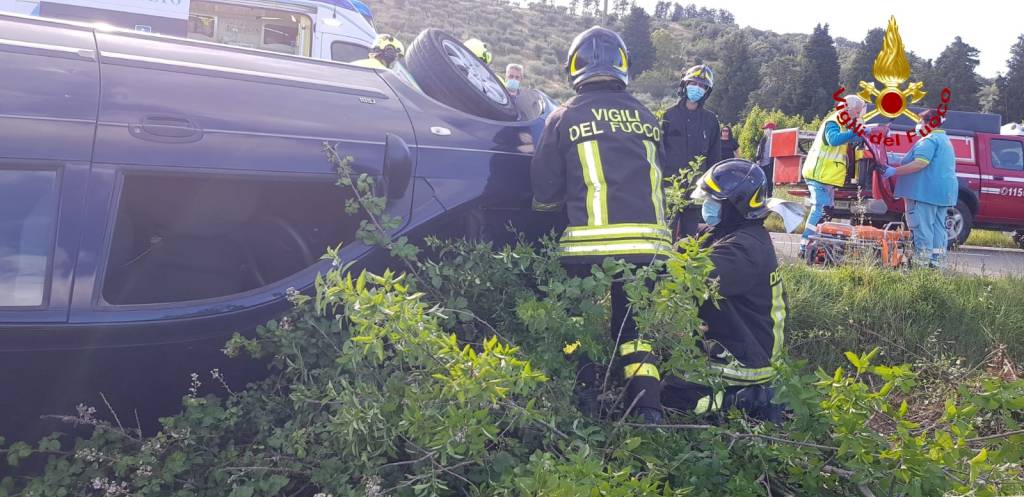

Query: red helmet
[[762, 121, 777, 130]]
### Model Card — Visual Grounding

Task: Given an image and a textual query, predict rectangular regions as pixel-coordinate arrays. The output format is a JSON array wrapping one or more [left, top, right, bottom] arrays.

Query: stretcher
[[804, 222, 913, 268]]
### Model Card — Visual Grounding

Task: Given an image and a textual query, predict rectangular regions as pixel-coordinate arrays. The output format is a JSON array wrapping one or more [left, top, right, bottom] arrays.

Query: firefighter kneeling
[[661, 160, 787, 421]]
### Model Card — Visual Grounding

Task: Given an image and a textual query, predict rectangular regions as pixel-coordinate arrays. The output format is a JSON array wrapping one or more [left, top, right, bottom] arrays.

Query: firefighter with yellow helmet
[[531, 26, 669, 424], [463, 38, 493, 66], [353, 34, 405, 69]]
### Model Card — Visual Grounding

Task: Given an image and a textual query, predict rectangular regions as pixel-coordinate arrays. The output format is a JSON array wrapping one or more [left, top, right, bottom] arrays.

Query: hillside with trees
[[375, 0, 1024, 130]]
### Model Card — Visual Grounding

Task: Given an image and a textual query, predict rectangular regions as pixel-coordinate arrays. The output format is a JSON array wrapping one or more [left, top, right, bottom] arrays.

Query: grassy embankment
[[784, 262, 1024, 371]]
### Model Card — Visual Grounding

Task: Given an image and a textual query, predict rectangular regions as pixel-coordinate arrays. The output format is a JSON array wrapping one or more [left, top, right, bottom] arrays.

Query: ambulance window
[[0, 169, 59, 307], [186, 0, 312, 56], [991, 140, 1024, 171], [331, 41, 368, 63]]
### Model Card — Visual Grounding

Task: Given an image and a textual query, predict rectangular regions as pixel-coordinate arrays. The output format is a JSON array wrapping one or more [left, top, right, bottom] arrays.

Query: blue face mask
[[686, 84, 706, 102], [702, 199, 722, 226], [506, 78, 520, 92]]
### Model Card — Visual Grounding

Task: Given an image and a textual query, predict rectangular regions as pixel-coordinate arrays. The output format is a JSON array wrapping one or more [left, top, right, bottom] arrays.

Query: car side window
[[991, 139, 1024, 171], [331, 41, 368, 63], [101, 174, 362, 306], [0, 169, 59, 307]]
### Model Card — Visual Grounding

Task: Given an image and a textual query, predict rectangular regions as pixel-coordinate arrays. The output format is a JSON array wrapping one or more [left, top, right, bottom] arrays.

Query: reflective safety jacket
[[530, 84, 670, 264], [802, 112, 850, 187], [697, 222, 787, 385]]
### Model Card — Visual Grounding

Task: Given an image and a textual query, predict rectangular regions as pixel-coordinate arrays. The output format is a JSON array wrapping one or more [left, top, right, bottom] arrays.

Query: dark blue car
[[0, 13, 558, 439]]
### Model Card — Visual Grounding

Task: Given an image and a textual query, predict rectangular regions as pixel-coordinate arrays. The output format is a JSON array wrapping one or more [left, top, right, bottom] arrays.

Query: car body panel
[[0, 13, 558, 441], [0, 12, 559, 340]]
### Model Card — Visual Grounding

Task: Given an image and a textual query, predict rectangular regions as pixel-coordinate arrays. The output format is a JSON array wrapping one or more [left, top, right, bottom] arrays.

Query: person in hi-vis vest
[[798, 95, 866, 256]]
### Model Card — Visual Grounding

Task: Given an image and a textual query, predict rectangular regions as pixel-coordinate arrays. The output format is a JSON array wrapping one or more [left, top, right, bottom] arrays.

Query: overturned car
[[0, 13, 560, 438]]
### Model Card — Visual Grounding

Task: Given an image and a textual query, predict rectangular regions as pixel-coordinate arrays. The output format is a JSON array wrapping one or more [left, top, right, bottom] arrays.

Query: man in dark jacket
[[531, 26, 670, 424], [661, 64, 723, 239], [755, 121, 776, 196], [661, 159, 787, 420]]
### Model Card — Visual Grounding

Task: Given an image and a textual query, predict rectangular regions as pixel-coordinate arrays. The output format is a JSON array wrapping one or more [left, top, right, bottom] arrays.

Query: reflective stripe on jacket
[[530, 84, 670, 263]]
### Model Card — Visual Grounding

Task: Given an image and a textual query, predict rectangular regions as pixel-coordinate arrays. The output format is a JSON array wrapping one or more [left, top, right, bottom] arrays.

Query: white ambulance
[[0, 0, 378, 62]]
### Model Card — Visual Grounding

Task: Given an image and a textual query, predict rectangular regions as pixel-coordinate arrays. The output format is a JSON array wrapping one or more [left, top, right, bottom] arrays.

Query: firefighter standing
[[799, 94, 866, 257], [662, 159, 787, 420], [661, 64, 723, 239], [352, 34, 404, 69], [531, 26, 670, 424]]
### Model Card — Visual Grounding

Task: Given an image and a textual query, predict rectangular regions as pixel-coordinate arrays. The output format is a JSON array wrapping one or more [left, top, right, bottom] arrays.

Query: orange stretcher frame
[[805, 222, 913, 268]]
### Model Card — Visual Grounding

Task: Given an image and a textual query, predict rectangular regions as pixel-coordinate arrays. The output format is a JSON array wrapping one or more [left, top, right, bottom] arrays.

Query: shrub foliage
[[2, 148, 1022, 497]]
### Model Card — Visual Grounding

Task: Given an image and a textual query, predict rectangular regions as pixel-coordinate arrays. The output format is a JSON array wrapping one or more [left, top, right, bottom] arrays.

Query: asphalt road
[[770, 232, 1024, 277]]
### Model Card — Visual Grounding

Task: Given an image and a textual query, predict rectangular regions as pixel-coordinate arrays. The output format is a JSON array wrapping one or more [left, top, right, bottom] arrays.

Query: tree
[[749, 55, 803, 114], [568, 0, 579, 16], [993, 34, 1024, 122], [669, 3, 684, 22], [707, 30, 761, 124], [927, 36, 982, 111], [613, 0, 629, 17], [654, 1, 670, 19], [792, 23, 841, 120], [716, 9, 735, 24], [841, 28, 884, 93], [620, 6, 656, 77], [980, 79, 1000, 114]]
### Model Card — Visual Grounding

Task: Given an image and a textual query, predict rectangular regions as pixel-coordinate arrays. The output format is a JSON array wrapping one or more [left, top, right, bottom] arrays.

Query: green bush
[[3, 149, 1022, 496], [736, 105, 821, 160]]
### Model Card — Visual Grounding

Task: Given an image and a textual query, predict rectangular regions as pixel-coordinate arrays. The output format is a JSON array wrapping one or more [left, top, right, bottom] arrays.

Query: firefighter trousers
[[565, 264, 662, 412]]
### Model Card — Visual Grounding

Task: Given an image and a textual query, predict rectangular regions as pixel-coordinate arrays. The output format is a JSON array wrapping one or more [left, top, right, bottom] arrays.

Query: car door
[[72, 29, 417, 328], [0, 16, 98, 325], [979, 136, 1024, 222]]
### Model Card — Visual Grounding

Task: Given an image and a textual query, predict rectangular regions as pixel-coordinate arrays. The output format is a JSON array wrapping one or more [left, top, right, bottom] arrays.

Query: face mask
[[686, 84, 706, 102], [506, 78, 520, 92], [702, 198, 722, 226]]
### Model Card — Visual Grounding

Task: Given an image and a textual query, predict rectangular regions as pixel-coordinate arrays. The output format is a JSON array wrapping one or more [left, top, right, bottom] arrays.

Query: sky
[[623, 0, 1018, 78]]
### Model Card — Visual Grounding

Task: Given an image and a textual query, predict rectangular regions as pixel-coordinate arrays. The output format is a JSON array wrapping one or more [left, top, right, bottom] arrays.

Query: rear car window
[[991, 139, 1024, 171], [102, 174, 362, 305], [0, 169, 59, 307]]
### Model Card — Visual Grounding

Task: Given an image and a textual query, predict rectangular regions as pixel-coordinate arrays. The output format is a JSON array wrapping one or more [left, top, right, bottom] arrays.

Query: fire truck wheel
[[946, 201, 972, 248]]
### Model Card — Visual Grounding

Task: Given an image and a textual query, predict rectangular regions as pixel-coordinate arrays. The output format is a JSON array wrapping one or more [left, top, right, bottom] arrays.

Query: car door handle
[[130, 115, 203, 143]]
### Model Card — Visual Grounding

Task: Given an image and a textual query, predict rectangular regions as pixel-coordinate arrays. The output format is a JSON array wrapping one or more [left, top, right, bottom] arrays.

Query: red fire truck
[[772, 109, 1024, 248]]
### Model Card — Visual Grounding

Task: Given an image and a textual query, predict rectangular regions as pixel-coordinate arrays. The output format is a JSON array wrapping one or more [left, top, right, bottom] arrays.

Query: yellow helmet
[[463, 38, 492, 65], [371, 34, 405, 57]]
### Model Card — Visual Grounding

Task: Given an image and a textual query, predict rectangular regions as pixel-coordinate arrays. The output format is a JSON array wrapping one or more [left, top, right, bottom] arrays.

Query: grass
[[783, 262, 1024, 369], [965, 229, 1018, 249]]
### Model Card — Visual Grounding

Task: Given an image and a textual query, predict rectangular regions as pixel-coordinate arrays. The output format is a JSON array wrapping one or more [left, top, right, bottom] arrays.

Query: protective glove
[[849, 134, 865, 146], [881, 166, 898, 179]]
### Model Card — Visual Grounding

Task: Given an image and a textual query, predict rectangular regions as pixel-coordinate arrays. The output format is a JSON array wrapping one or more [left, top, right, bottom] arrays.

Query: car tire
[[946, 201, 972, 248], [405, 29, 518, 121]]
